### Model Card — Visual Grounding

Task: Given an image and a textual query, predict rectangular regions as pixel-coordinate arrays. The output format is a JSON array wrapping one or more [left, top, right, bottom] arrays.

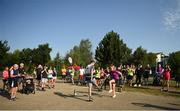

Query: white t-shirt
[[79, 68, 85, 75], [48, 69, 53, 74]]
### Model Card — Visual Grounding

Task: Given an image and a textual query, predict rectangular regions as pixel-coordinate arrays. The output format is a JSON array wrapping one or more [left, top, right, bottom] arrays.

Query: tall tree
[[65, 39, 93, 66], [95, 31, 131, 67], [168, 51, 180, 78], [147, 52, 156, 67], [5, 50, 21, 67], [79, 39, 93, 66], [0, 40, 10, 69], [19, 48, 33, 65], [53, 52, 63, 72], [133, 46, 147, 66], [32, 43, 52, 65], [19, 48, 33, 72]]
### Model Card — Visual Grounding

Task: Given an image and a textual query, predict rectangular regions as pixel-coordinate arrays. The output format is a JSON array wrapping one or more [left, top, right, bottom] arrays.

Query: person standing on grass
[[85, 59, 101, 102], [175, 74, 180, 88], [134, 65, 144, 87], [161, 64, 171, 91], [2, 67, 9, 91], [143, 64, 151, 86], [108, 65, 122, 98], [122, 65, 128, 83], [153, 64, 164, 86], [10, 64, 20, 101], [127, 65, 134, 86]]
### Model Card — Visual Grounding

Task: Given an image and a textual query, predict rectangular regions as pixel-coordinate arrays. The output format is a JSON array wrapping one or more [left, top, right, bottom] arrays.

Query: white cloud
[[163, 0, 180, 31]]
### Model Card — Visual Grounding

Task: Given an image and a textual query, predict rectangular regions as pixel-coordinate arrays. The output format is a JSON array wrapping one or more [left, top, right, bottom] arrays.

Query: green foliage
[[49, 52, 63, 74], [32, 43, 52, 66], [0, 40, 10, 69], [19, 48, 33, 64], [65, 39, 93, 67], [0, 42, 52, 73], [54, 53, 62, 67], [133, 46, 147, 66], [168, 51, 180, 78], [95, 31, 131, 67], [147, 52, 156, 67]]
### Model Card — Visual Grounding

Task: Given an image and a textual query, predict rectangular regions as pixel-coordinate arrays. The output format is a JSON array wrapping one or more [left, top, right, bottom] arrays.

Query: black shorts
[[175, 76, 180, 82], [127, 75, 133, 80], [85, 73, 91, 81], [62, 75, 66, 79], [37, 75, 42, 80], [86, 78, 96, 87], [3, 79, 8, 84], [143, 74, 149, 79], [95, 78, 100, 80], [10, 78, 18, 87]]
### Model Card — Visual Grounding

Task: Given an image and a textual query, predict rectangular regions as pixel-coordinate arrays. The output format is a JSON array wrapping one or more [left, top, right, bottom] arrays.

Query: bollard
[[74, 89, 77, 96]]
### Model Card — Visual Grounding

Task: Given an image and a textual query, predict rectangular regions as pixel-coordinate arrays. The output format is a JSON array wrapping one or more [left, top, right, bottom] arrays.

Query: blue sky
[[0, 0, 180, 58]]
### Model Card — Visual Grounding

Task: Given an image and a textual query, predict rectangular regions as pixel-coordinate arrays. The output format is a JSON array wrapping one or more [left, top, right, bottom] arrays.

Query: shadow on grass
[[0, 88, 10, 100], [132, 102, 179, 110]]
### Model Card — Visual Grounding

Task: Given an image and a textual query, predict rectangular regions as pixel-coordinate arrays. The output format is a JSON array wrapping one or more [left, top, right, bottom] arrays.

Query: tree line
[[0, 31, 179, 78]]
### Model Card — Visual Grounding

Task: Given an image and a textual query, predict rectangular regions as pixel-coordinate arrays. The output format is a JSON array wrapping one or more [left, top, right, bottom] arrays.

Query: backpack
[[84, 65, 92, 80]]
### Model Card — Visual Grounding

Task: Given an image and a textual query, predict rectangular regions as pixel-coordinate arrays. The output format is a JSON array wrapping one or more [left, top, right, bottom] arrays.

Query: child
[[2, 67, 9, 91]]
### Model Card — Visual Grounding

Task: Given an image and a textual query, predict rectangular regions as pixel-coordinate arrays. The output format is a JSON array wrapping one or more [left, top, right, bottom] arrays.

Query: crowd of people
[[1, 63, 57, 101], [57, 61, 172, 101], [35, 65, 57, 91], [1, 60, 174, 102]]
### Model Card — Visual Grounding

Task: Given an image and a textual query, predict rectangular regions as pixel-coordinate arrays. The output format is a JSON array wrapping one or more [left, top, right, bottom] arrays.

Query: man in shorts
[[10, 64, 20, 101], [18, 63, 26, 91], [85, 60, 101, 102]]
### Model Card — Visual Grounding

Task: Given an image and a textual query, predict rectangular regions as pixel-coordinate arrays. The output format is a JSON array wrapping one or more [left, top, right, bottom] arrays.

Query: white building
[[156, 53, 168, 66]]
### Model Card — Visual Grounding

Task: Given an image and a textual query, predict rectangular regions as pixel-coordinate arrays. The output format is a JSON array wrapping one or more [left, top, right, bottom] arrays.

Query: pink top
[[110, 71, 120, 81], [3, 70, 9, 80], [163, 69, 170, 80]]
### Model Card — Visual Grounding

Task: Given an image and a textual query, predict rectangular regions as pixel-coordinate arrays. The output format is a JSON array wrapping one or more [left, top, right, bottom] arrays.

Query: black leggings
[[136, 76, 142, 85], [2, 79, 8, 90]]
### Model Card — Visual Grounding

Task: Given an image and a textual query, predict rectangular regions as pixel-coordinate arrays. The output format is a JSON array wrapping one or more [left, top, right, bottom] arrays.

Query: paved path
[[0, 80, 180, 110]]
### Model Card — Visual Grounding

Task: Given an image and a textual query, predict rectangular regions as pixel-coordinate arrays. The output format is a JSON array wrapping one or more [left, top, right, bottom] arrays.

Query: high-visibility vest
[[95, 70, 101, 78], [128, 68, 134, 76]]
